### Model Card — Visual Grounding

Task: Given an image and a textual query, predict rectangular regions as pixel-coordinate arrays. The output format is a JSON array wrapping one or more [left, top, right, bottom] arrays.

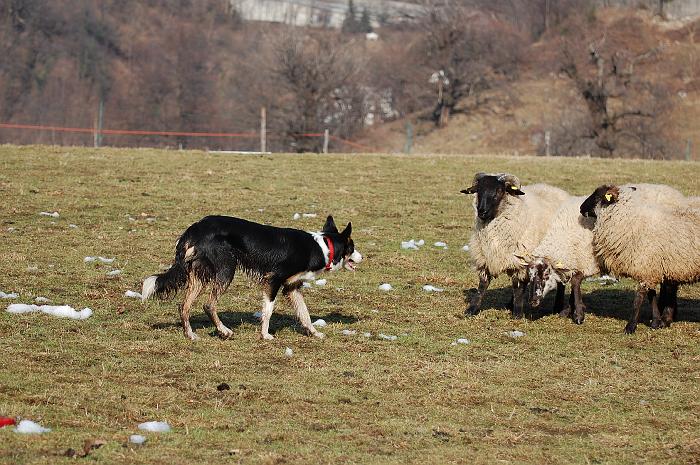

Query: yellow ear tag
[[510, 185, 519, 190], [555, 261, 564, 268], [605, 194, 612, 201]]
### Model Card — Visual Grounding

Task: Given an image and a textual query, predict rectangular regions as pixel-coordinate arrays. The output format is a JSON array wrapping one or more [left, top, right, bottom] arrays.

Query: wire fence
[[0, 122, 377, 153]]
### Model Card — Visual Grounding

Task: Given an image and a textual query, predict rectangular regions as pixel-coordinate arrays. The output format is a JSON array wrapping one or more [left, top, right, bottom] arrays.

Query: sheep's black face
[[461, 175, 525, 222], [580, 185, 618, 218]]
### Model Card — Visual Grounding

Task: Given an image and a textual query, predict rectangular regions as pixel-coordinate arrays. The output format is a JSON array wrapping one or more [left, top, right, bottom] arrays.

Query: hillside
[[359, 10, 700, 160]]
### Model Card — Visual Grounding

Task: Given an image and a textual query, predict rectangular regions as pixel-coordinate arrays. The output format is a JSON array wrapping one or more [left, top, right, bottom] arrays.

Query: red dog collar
[[323, 236, 335, 271]]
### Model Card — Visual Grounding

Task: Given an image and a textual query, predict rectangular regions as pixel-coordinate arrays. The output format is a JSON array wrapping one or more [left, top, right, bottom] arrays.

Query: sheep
[[522, 183, 686, 325], [461, 172, 570, 318], [517, 196, 598, 325], [580, 184, 700, 334]]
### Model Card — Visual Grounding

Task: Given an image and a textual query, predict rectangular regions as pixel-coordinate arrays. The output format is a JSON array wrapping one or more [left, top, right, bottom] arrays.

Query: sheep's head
[[461, 172, 525, 222], [516, 254, 566, 309], [580, 185, 620, 218]]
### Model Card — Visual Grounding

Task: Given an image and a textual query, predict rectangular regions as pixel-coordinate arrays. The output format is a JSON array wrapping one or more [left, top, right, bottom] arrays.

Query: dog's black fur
[[143, 215, 359, 340]]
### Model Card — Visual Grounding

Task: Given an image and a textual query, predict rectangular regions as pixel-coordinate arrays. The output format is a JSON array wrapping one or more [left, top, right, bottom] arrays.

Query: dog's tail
[[141, 230, 193, 302]]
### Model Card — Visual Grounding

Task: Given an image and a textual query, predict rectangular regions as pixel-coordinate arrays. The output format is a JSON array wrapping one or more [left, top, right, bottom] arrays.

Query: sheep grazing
[[523, 184, 685, 326], [580, 184, 700, 334], [518, 196, 598, 325], [461, 172, 570, 318]]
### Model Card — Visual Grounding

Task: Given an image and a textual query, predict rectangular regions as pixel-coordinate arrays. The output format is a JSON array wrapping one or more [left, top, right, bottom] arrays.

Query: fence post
[[94, 98, 104, 148], [323, 129, 329, 154], [545, 131, 551, 157], [260, 106, 267, 153], [686, 139, 692, 161], [404, 122, 413, 154]]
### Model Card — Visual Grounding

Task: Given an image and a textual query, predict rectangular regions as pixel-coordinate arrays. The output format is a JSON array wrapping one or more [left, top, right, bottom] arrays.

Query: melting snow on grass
[[434, 241, 448, 249], [137, 421, 171, 433], [124, 290, 142, 299], [15, 420, 51, 434], [423, 285, 444, 292], [34, 297, 50, 304], [341, 329, 357, 336], [129, 434, 147, 445], [106, 269, 122, 278], [84, 256, 115, 264], [314, 279, 327, 286], [451, 338, 471, 346], [507, 330, 525, 338], [6, 304, 93, 320], [0, 291, 18, 299], [312, 319, 327, 327], [378, 333, 397, 341], [284, 347, 293, 357], [39, 211, 59, 218], [378, 283, 393, 291], [462, 245, 470, 252], [401, 239, 425, 250]]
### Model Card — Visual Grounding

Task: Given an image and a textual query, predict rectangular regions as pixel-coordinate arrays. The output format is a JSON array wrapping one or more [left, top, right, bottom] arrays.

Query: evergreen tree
[[359, 7, 372, 33], [342, 0, 358, 33]]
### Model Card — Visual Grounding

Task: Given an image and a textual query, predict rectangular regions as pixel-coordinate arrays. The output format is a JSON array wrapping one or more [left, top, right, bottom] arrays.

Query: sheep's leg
[[648, 288, 662, 330], [511, 277, 527, 319], [625, 283, 649, 334], [660, 281, 678, 328], [569, 272, 586, 325], [466, 269, 491, 316], [554, 282, 570, 317]]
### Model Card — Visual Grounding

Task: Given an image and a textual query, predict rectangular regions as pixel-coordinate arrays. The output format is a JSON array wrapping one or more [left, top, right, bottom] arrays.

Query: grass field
[[1, 145, 699, 465]]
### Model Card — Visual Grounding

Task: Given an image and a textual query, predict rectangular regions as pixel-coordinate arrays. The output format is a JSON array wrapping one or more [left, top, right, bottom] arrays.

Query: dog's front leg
[[260, 293, 277, 340], [286, 287, 325, 339]]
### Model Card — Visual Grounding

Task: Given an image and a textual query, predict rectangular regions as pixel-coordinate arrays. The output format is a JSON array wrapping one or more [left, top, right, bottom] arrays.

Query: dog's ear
[[323, 215, 338, 233], [340, 222, 352, 238]]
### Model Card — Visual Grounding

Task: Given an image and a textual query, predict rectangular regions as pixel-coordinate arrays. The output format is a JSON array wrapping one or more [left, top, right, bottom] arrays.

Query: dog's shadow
[[151, 310, 359, 337], [465, 286, 700, 326]]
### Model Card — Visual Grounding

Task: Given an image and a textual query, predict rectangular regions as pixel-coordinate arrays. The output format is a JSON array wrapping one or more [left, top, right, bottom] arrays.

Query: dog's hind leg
[[181, 277, 205, 341], [203, 266, 235, 339], [284, 284, 324, 339], [260, 281, 282, 340]]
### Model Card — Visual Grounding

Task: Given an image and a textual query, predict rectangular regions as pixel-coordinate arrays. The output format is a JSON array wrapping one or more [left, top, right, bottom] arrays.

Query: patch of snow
[[129, 434, 147, 445], [106, 269, 122, 277], [362, 332, 372, 338], [7, 227, 16, 232], [34, 297, 50, 304], [253, 311, 262, 319], [293, 213, 301, 220], [302, 213, 317, 218], [302, 282, 312, 288], [138, 421, 171, 433], [422, 285, 444, 292], [453, 338, 471, 345], [27, 265, 38, 272], [6, 304, 93, 320], [68, 224, 78, 229], [378, 333, 397, 341], [312, 319, 327, 327], [284, 347, 293, 357], [124, 290, 142, 299], [507, 330, 525, 338], [0, 291, 18, 299], [15, 420, 51, 434], [341, 329, 357, 336], [401, 239, 425, 250], [378, 283, 393, 291], [314, 279, 327, 286], [39, 211, 59, 218], [434, 241, 448, 249], [85, 256, 115, 264], [462, 245, 470, 252]]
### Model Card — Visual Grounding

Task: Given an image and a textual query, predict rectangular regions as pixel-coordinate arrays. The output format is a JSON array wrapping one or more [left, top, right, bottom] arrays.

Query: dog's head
[[322, 215, 362, 271], [516, 255, 565, 309]]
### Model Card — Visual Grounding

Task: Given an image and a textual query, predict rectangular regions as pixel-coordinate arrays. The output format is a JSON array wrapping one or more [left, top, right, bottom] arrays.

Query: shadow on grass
[[464, 286, 700, 326], [151, 310, 359, 337]]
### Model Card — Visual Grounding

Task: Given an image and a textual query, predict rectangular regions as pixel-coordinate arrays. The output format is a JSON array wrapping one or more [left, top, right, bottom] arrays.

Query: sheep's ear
[[603, 188, 619, 205], [513, 253, 530, 266], [507, 185, 525, 196]]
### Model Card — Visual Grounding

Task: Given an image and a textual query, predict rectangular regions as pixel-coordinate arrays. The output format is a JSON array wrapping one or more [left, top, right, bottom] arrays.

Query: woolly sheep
[[580, 184, 700, 333], [522, 183, 686, 325], [461, 172, 570, 318]]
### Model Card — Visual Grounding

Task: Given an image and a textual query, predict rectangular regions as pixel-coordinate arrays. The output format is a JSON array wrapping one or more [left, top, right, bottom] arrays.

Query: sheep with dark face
[[461, 172, 570, 318], [523, 183, 686, 326], [580, 184, 700, 333]]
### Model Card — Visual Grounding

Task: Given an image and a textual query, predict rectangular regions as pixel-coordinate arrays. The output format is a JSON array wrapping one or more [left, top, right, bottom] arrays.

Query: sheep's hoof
[[651, 319, 662, 330], [624, 322, 637, 334], [558, 306, 572, 318], [574, 316, 584, 325], [660, 319, 673, 329]]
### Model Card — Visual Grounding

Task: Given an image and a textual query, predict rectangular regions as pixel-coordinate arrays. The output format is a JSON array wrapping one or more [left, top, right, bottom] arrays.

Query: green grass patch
[[1, 145, 699, 464]]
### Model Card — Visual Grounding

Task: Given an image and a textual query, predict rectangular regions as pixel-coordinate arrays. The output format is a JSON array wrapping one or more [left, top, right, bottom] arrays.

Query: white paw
[[261, 333, 275, 340], [313, 331, 325, 339], [218, 327, 233, 339]]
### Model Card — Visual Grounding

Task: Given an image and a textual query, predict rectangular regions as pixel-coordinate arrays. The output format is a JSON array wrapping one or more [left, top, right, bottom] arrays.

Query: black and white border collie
[[141, 215, 362, 341]]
